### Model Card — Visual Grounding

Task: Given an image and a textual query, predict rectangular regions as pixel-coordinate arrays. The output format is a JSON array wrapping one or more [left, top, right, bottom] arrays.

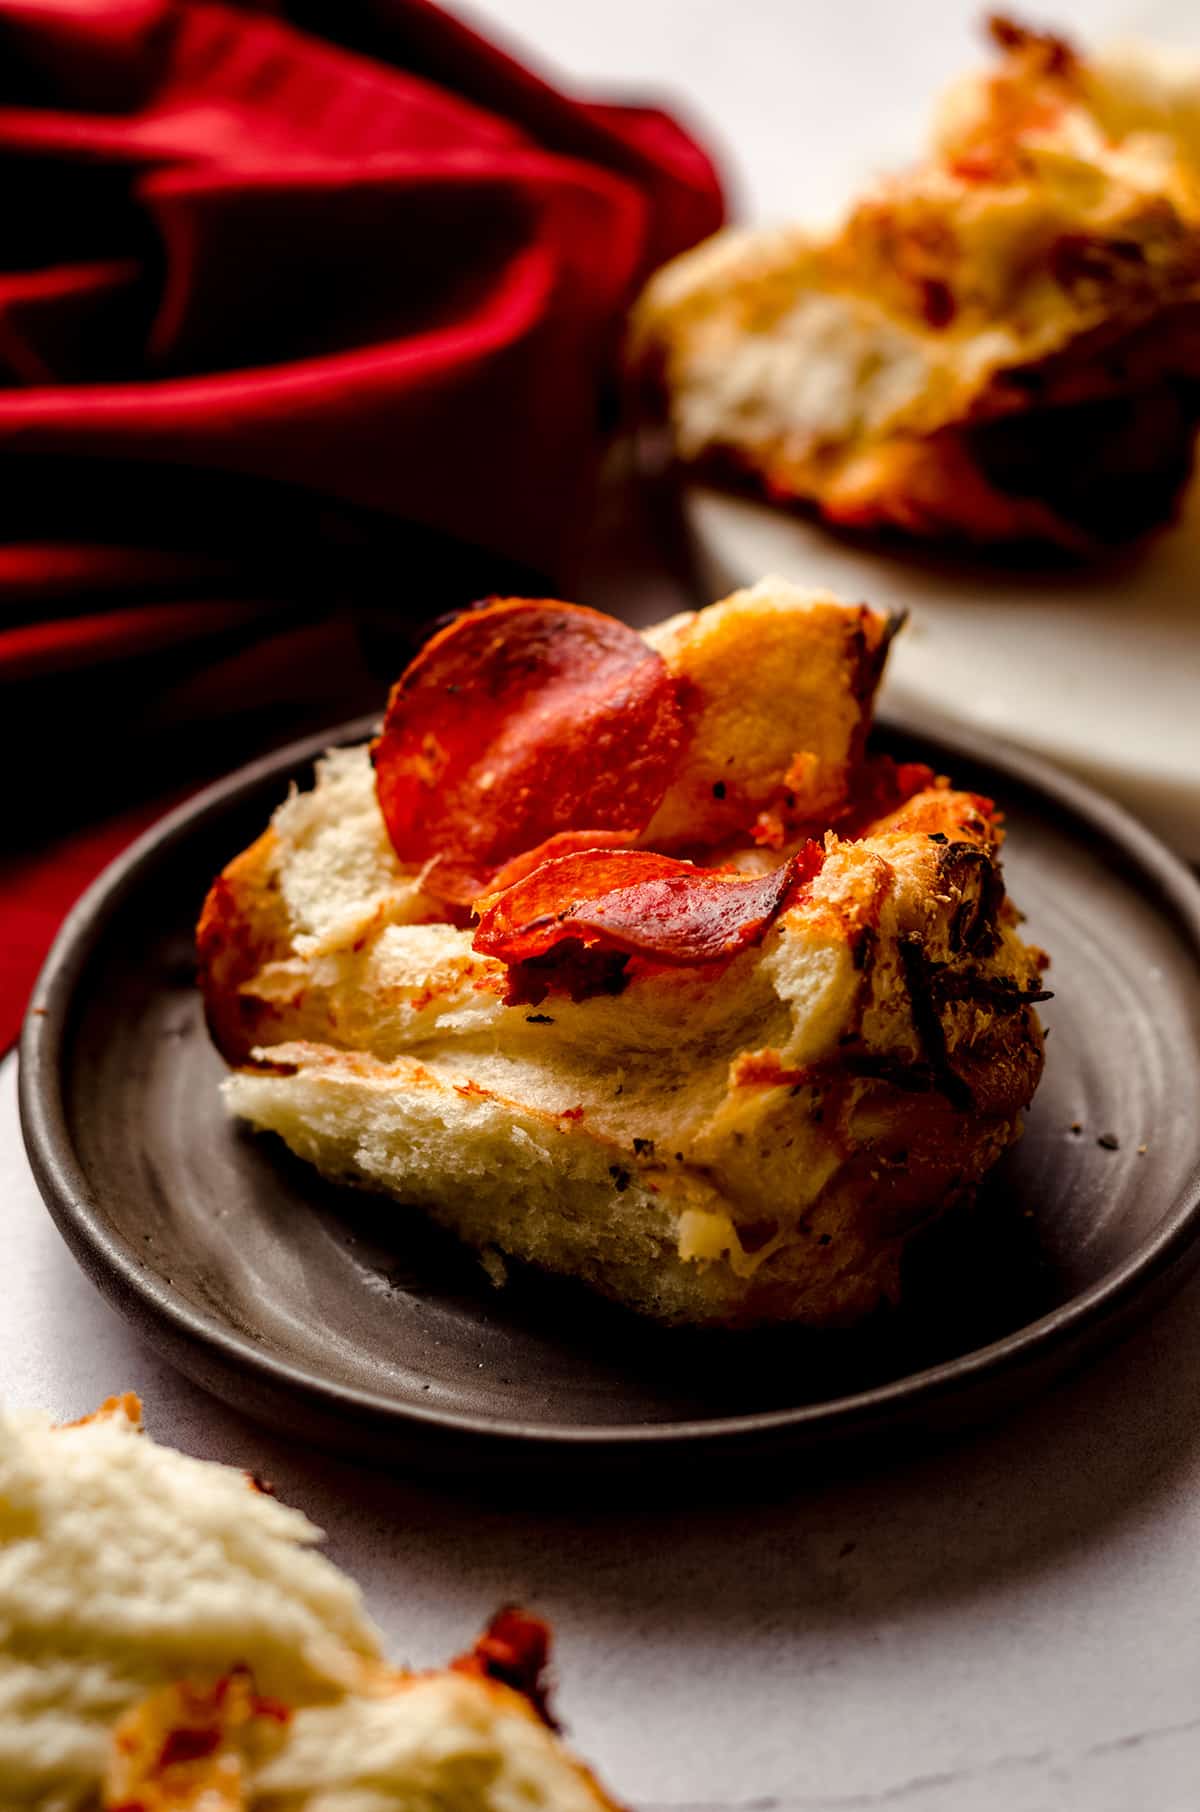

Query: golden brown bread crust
[[643, 595, 890, 844], [197, 829, 297, 1069], [59, 1392, 143, 1432]]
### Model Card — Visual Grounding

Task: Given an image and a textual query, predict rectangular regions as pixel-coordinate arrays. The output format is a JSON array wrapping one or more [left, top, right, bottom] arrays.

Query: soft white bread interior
[[199, 578, 1046, 1331], [0, 1394, 379, 1806], [0, 1398, 617, 1812]]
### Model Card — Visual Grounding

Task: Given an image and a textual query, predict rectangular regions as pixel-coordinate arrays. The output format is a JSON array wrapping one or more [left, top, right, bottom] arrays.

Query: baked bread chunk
[[198, 579, 1047, 1330], [0, 1395, 617, 1812], [631, 18, 1200, 551]]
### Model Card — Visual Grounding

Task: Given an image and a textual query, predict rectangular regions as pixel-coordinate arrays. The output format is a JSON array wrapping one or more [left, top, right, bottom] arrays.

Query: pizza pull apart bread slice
[[0, 1395, 617, 1812], [198, 580, 1049, 1331], [631, 18, 1200, 552]]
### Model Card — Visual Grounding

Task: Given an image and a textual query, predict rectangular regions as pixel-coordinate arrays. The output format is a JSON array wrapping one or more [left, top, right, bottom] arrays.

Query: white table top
[[8, 4, 1200, 1807], [7, 1038, 1200, 1811]]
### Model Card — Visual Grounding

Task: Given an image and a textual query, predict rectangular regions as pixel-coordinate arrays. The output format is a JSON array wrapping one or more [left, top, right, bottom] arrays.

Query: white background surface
[[7, 5, 1200, 1809]]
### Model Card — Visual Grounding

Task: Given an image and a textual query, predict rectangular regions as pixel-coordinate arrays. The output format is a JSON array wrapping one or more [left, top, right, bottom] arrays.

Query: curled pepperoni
[[473, 843, 825, 997], [485, 828, 639, 896], [372, 599, 683, 904]]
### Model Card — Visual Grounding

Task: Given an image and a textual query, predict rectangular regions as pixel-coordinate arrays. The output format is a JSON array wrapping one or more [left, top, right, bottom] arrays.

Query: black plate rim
[[19, 708, 1200, 1454]]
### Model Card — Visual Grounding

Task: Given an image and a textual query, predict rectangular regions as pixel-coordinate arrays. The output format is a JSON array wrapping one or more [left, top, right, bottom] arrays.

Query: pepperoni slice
[[372, 599, 684, 903], [473, 843, 825, 987], [485, 828, 639, 896]]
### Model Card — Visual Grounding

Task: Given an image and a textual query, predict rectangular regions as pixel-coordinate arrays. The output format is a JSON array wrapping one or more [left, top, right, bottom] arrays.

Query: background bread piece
[[1, 1404, 618, 1812], [629, 26, 1200, 549], [0, 1400, 383, 1809], [106, 1647, 618, 1812], [246, 1672, 617, 1812]]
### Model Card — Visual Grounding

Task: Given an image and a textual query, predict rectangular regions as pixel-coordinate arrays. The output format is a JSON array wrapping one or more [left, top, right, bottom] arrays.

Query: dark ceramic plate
[[19, 712, 1200, 1477]]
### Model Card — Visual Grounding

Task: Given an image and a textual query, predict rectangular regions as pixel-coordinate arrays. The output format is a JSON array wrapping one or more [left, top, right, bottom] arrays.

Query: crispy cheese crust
[[630, 19, 1200, 551], [198, 581, 1046, 1331], [0, 1400, 618, 1812]]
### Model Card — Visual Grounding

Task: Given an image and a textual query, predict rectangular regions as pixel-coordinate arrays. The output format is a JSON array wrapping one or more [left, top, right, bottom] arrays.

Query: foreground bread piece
[[198, 580, 1047, 1330], [631, 18, 1200, 551], [0, 1396, 617, 1812]]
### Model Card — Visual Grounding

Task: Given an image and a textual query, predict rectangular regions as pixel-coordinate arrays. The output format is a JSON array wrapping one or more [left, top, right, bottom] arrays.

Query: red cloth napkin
[[0, 0, 724, 1050]]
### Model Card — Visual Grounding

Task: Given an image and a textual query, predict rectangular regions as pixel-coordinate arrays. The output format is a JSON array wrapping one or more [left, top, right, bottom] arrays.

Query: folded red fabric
[[0, 0, 724, 1049]]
